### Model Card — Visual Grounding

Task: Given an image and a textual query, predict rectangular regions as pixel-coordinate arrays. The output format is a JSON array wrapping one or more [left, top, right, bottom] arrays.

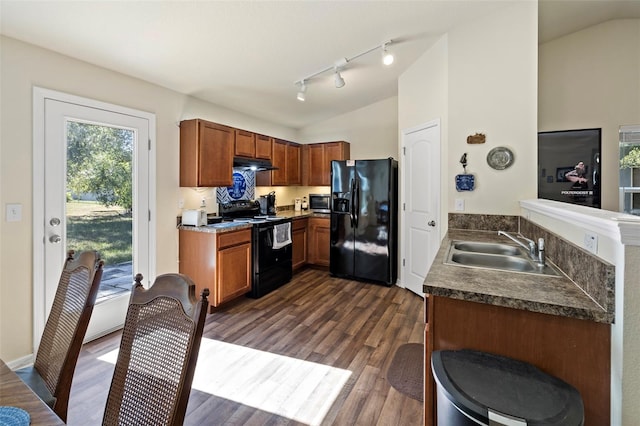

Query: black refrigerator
[[330, 158, 398, 286]]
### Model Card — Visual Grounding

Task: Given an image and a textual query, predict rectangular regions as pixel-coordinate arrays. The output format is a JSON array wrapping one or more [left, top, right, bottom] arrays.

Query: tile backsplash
[[216, 170, 255, 203]]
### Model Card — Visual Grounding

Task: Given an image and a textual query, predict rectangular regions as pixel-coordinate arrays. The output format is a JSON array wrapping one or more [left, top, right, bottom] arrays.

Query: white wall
[[298, 97, 398, 160], [0, 36, 297, 361], [398, 2, 538, 218], [539, 19, 640, 212]]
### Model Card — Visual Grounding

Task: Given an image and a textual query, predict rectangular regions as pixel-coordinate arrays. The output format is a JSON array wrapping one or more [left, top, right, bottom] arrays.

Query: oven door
[[254, 226, 292, 273]]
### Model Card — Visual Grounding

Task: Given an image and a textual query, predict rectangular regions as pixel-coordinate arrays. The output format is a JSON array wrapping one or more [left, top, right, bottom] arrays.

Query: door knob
[[49, 235, 61, 243], [428, 220, 436, 227], [49, 217, 61, 226]]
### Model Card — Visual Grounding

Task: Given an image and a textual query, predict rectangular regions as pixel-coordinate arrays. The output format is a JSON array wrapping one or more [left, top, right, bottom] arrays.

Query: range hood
[[233, 156, 278, 171]]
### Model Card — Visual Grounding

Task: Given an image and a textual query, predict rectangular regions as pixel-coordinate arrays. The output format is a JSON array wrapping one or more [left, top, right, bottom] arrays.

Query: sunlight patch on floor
[[98, 337, 352, 425]]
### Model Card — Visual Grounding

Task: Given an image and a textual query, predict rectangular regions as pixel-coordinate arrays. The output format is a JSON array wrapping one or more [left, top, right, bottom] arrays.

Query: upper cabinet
[[255, 134, 272, 160], [234, 129, 255, 158], [257, 139, 301, 186], [180, 119, 234, 187], [305, 141, 350, 186]]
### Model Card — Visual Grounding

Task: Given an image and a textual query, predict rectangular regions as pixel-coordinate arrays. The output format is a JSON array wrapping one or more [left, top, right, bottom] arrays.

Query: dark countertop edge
[[424, 230, 613, 324], [177, 211, 329, 233]]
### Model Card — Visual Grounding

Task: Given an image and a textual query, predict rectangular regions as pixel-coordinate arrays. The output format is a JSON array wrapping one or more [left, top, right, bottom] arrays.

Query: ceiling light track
[[294, 39, 394, 101]]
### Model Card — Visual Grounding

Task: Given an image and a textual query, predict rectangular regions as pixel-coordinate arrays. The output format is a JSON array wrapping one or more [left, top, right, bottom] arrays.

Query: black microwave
[[309, 194, 330, 213]]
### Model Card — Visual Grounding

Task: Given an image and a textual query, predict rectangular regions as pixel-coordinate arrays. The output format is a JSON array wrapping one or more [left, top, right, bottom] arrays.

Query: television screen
[[538, 128, 601, 208]]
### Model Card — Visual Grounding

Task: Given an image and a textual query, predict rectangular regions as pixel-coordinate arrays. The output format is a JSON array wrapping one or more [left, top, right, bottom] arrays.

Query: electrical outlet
[[6, 204, 22, 222], [454, 199, 465, 212], [178, 199, 184, 209], [584, 232, 598, 254]]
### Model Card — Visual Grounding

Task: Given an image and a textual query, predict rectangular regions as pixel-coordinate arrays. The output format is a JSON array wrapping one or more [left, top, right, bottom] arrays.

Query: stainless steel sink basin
[[452, 241, 523, 256], [445, 240, 560, 277]]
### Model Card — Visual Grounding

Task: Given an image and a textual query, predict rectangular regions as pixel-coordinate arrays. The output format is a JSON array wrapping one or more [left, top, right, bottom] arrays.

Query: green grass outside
[[66, 200, 132, 265]]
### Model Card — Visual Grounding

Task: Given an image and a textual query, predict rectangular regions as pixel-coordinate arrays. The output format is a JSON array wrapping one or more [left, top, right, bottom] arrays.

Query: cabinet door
[[271, 139, 288, 185], [180, 119, 234, 187], [286, 143, 301, 185], [234, 129, 255, 158], [216, 242, 251, 306], [178, 230, 216, 300], [255, 134, 272, 160], [292, 218, 308, 271], [308, 217, 330, 266], [307, 144, 326, 186]]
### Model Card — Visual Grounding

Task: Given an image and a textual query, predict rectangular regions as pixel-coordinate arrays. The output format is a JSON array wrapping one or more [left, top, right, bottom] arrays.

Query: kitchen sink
[[445, 240, 560, 277], [452, 241, 523, 256]]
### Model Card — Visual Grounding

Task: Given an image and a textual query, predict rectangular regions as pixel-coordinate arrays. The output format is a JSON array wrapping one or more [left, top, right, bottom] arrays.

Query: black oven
[[219, 200, 292, 298]]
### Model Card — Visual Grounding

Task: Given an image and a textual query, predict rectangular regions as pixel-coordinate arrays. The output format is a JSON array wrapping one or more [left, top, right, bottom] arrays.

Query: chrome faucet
[[497, 231, 545, 266]]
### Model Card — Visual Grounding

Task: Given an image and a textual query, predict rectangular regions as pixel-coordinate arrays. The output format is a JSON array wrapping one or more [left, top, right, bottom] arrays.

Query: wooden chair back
[[33, 249, 104, 422], [102, 273, 209, 426]]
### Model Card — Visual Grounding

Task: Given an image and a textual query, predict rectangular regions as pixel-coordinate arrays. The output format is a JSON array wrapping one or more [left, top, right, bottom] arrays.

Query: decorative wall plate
[[487, 147, 514, 170], [455, 174, 475, 191]]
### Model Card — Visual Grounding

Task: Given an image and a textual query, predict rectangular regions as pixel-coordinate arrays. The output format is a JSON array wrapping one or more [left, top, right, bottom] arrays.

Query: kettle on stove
[[259, 191, 277, 215]]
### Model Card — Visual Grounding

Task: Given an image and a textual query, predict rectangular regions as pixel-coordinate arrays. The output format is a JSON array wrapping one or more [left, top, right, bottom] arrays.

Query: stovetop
[[219, 200, 289, 226]]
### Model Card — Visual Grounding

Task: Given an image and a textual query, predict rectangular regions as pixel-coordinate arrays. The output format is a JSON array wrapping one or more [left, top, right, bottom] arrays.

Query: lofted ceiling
[[1, 1, 640, 129]]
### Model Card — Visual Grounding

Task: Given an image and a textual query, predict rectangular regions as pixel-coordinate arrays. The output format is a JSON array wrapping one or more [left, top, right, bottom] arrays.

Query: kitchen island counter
[[424, 229, 613, 324]]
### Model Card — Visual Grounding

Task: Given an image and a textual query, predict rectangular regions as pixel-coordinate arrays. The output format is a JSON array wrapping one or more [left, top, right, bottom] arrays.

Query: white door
[[402, 120, 441, 296], [33, 88, 156, 344]]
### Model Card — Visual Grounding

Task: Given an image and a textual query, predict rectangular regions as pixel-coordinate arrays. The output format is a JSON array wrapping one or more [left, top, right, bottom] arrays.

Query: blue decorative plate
[[455, 174, 475, 192], [0, 406, 30, 426]]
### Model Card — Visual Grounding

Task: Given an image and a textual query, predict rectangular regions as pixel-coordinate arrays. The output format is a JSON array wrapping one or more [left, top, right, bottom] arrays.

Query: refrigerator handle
[[349, 178, 355, 227], [354, 178, 360, 228]]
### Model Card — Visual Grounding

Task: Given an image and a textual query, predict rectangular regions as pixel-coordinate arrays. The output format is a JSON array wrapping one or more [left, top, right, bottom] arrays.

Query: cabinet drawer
[[217, 228, 251, 249]]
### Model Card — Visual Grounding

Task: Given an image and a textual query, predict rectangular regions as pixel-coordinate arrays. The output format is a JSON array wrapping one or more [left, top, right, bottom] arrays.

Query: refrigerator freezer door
[[330, 160, 355, 277], [353, 159, 397, 285]]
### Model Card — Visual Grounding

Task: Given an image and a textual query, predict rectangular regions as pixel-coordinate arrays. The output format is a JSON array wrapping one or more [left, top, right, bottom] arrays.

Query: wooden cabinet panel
[[286, 143, 301, 185], [308, 217, 330, 266], [179, 228, 251, 311], [255, 134, 272, 160], [306, 141, 350, 186], [292, 218, 308, 271], [180, 119, 234, 187], [234, 129, 255, 158], [271, 139, 288, 185], [216, 241, 251, 306], [425, 296, 611, 426]]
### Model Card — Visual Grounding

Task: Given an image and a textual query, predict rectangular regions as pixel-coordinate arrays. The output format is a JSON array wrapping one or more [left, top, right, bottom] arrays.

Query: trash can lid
[[431, 350, 584, 426]]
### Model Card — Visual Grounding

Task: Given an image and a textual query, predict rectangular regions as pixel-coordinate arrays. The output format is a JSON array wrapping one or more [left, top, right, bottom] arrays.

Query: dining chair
[[102, 273, 210, 426], [16, 249, 104, 423]]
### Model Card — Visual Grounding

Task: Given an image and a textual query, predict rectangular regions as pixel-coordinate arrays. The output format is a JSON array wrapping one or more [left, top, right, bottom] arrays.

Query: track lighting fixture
[[334, 68, 345, 88], [297, 81, 306, 101], [294, 39, 395, 101], [382, 42, 394, 66]]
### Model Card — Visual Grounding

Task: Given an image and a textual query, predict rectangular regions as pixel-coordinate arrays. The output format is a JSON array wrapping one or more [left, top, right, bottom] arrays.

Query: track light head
[[382, 42, 394, 66], [296, 81, 306, 101], [334, 68, 345, 88]]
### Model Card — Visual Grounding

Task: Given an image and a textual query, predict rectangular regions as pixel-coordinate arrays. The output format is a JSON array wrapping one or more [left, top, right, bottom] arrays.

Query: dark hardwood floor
[[68, 268, 425, 425]]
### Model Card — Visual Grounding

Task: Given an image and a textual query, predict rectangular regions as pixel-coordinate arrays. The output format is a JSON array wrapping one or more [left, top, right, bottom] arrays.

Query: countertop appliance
[[219, 200, 292, 298], [330, 158, 398, 285], [309, 193, 330, 213], [182, 209, 207, 226], [258, 191, 277, 215]]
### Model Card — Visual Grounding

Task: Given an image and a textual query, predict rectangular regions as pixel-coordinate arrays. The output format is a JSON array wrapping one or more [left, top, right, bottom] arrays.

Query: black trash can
[[431, 350, 584, 426]]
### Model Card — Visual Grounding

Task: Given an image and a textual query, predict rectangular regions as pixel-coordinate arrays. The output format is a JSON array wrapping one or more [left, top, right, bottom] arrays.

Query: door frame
[[32, 87, 157, 348], [399, 119, 441, 294]]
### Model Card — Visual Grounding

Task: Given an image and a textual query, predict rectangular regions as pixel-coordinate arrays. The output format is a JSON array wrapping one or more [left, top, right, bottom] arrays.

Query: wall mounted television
[[538, 128, 601, 209]]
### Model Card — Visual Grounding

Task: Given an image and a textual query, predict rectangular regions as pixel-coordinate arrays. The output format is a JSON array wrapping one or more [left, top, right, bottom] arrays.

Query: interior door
[[402, 120, 441, 296], [33, 88, 155, 344]]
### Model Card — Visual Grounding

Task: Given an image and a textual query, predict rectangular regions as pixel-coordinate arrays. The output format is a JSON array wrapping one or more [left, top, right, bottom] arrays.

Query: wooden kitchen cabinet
[[306, 141, 350, 186], [308, 216, 330, 266], [180, 119, 234, 187], [179, 228, 251, 311], [257, 139, 301, 186], [255, 134, 272, 159], [292, 218, 308, 271], [234, 129, 256, 158], [424, 295, 611, 426]]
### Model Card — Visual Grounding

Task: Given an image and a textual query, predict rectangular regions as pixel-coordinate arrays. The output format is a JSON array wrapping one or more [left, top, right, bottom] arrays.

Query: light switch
[[6, 204, 22, 222]]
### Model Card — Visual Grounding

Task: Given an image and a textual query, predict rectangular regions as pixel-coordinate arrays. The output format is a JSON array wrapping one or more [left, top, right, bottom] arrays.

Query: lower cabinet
[[179, 228, 251, 312], [308, 216, 330, 266], [292, 218, 308, 271]]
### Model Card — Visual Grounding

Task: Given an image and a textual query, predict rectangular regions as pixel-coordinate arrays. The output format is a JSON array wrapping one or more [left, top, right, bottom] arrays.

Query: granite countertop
[[177, 210, 330, 234], [423, 230, 612, 324]]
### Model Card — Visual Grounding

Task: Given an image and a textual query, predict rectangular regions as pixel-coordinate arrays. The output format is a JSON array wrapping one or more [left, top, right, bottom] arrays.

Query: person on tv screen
[[565, 161, 588, 186]]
